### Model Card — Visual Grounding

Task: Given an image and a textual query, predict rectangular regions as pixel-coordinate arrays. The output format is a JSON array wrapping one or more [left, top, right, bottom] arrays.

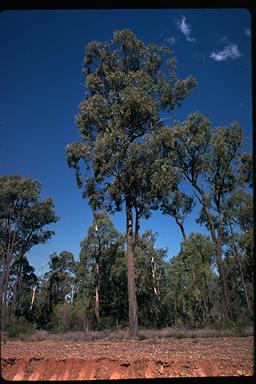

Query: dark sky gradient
[[0, 9, 252, 275]]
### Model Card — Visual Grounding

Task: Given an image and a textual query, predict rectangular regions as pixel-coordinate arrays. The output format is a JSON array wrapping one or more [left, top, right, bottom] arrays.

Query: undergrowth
[[2, 324, 253, 342]]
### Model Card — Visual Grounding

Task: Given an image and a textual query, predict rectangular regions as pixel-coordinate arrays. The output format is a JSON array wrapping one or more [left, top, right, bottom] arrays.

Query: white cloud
[[244, 28, 251, 37], [210, 43, 241, 62], [176, 16, 196, 42]]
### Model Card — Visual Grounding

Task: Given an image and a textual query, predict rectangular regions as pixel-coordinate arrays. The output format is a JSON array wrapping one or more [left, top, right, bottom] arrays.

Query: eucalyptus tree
[[165, 233, 215, 327], [0, 175, 58, 309], [80, 211, 124, 324], [159, 111, 251, 319], [134, 230, 167, 327], [45, 251, 75, 312], [66, 29, 196, 337], [8, 254, 37, 318], [223, 188, 253, 315]]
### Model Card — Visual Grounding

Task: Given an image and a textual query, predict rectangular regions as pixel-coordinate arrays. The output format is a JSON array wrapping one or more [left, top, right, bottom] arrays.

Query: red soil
[[1, 336, 254, 380]]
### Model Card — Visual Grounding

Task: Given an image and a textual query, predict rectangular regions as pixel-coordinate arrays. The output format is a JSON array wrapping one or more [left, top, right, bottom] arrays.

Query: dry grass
[[12, 325, 254, 342], [139, 326, 253, 339]]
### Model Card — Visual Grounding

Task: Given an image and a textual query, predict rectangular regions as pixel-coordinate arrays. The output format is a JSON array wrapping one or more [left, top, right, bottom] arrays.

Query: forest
[[0, 29, 253, 340]]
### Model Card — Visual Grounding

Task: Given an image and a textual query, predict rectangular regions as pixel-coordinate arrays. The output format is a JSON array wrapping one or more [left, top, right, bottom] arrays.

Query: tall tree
[[67, 29, 196, 337], [0, 175, 58, 310], [159, 112, 251, 319]]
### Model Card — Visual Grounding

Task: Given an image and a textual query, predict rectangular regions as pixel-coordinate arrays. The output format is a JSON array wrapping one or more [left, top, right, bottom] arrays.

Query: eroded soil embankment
[[1, 357, 251, 380]]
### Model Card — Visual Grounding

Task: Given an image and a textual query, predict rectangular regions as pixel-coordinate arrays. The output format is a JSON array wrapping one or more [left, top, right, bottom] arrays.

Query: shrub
[[4, 315, 37, 339]]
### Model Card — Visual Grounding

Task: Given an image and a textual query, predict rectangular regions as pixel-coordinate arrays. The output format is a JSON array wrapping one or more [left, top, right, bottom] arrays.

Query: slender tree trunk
[[151, 255, 159, 297], [126, 197, 138, 338], [134, 207, 140, 242], [2, 252, 12, 308], [29, 286, 37, 311], [215, 244, 231, 316], [95, 259, 100, 323], [10, 279, 18, 317], [94, 229, 102, 324], [1, 231, 16, 307], [176, 220, 187, 241], [49, 278, 53, 313], [10, 252, 23, 317]]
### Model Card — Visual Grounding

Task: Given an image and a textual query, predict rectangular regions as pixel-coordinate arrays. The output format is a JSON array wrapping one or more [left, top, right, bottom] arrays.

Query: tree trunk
[[1, 253, 12, 308], [49, 278, 53, 313], [10, 279, 18, 317], [134, 207, 140, 242], [126, 197, 138, 338], [94, 230, 102, 324], [151, 255, 158, 297], [216, 250, 231, 319], [1, 231, 16, 307], [10, 252, 23, 317], [176, 220, 187, 241], [29, 286, 37, 312], [95, 260, 100, 323]]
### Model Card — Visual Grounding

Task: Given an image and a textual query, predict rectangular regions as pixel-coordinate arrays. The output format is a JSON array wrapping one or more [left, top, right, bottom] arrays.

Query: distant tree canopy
[[79, 211, 125, 324], [0, 175, 58, 310]]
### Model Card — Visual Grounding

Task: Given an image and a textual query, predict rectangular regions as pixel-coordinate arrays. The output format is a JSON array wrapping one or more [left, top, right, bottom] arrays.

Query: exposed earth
[[1, 336, 254, 380]]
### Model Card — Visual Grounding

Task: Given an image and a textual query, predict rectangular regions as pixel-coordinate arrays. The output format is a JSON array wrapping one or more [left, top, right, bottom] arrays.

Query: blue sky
[[0, 9, 252, 275]]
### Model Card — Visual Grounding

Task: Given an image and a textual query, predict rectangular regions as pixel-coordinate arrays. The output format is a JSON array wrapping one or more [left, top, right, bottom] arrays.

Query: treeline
[[0, 177, 253, 336], [0, 29, 253, 337]]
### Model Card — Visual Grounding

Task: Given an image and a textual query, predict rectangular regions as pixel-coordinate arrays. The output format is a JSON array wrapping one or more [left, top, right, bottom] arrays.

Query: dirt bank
[[1, 336, 254, 380]]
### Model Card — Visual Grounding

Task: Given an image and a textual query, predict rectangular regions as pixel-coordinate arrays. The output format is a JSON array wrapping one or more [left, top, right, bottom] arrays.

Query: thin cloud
[[176, 16, 196, 42], [244, 28, 251, 37], [210, 43, 241, 62], [165, 36, 176, 45]]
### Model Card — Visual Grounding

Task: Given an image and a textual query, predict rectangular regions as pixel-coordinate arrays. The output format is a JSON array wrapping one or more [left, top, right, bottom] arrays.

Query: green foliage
[[3, 315, 36, 338], [134, 231, 167, 327], [67, 28, 196, 214], [0, 174, 58, 307], [0, 175, 59, 255], [49, 303, 73, 333], [79, 212, 127, 327], [45, 251, 75, 309], [164, 233, 217, 328], [9, 254, 37, 319]]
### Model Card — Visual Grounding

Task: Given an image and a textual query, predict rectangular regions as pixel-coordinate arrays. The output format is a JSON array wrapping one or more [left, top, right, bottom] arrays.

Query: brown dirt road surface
[[1, 336, 254, 380]]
